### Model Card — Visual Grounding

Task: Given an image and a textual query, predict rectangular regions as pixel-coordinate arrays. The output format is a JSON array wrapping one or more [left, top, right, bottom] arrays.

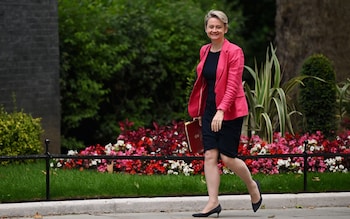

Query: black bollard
[[303, 140, 308, 192], [45, 139, 51, 200]]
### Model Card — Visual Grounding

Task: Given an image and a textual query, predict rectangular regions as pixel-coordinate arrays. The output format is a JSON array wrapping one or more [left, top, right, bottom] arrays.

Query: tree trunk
[[275, 0, 350, 83]]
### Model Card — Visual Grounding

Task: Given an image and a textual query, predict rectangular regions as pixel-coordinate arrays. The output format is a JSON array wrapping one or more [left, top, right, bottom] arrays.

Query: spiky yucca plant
[[335, 78, 350, 129], [244, 44, 311, 142]]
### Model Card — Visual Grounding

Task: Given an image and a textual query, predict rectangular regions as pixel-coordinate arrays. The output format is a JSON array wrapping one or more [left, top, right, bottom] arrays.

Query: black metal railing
[[1, 139, 349, 200]]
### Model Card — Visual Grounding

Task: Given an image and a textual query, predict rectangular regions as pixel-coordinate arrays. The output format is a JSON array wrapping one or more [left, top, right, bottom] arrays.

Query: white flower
[[105, 143, 115, 155], [335, 156, 342, 162], [250, 148, 256, 154], [116, 140, 124, 146], [258, 148, 267, 155], [277, 159, 284, 166], [126, 143, 133, 150], [182, 165, 194, 176], [177, 147, 187, 154], [170, 162, 178, 170], [309, 139, 317, 145], [168, 170, 179, 175], [167, 160, 193, 176], [325, 158, 335, 166], [279, 159, 291, 167], [298, 145, 304, 153], [277, 158, 291, 169], [222, 167, 234, 175], [294, 162, 300, 167], [90, 159, 98, 166], [67, 150, 78, 156]]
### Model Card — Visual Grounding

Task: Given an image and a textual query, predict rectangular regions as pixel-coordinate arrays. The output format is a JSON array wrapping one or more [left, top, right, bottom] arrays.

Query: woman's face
[[205, 17, 227, 42]]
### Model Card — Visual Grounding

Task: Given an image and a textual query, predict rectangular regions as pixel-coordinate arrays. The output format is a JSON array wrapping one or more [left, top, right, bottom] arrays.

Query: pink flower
[[53, 120, 350, 175]]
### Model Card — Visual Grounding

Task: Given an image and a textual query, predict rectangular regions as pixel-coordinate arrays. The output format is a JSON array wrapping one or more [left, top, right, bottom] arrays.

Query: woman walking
[[188, 10, 262, 217]]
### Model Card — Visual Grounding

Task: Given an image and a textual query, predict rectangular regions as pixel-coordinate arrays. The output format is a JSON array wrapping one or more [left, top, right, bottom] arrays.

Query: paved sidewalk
[[21, 207, 350, 219], [1, 192, 349, 218]]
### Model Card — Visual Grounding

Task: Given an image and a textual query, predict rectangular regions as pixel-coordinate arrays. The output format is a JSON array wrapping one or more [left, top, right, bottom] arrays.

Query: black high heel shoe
[[192, 204, 222, 218], [252, 180, 262, 212]]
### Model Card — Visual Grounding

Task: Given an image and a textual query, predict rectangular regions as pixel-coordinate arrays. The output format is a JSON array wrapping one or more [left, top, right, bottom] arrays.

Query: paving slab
[[1, 192, 349, 218], [8, 207, 350, 219]]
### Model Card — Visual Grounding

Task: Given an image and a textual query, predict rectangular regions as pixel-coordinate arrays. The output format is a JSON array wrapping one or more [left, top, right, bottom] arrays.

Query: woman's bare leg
[[201, 149, 220, 213], [220, 154, 260, 203]]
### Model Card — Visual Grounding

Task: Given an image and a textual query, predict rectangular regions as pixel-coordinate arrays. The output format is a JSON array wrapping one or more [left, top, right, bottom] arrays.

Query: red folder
[[184, 120, 204, 153]]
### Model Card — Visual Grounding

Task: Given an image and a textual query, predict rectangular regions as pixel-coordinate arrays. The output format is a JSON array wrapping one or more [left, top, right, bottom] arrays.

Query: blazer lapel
[[216, 40, 229, 84], [197, 45, 211, 77]]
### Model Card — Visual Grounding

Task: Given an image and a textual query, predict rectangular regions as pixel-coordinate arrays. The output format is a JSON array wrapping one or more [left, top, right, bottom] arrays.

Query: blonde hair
[[204, 10, 228, 28]]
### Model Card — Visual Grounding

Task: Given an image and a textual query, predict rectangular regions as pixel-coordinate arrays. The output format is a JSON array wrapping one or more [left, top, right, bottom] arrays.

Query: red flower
[[53, 120, 350, 175]]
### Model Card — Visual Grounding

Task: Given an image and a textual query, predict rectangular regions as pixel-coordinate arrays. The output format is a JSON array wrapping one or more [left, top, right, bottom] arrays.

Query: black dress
[[201, 51, 243, 158]]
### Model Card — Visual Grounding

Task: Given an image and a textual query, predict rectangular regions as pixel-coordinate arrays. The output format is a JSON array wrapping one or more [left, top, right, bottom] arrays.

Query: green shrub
[[0, 107, 43, 160], [58, 0, 245, 145], [298, 54, 337, 137]]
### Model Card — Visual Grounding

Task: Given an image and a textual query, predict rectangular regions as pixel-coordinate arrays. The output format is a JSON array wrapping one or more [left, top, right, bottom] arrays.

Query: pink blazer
[[188, 39, 248, 120]]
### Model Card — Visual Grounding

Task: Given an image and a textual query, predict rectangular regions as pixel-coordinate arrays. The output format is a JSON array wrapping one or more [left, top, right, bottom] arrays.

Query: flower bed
[[52, 120, 350, 175]]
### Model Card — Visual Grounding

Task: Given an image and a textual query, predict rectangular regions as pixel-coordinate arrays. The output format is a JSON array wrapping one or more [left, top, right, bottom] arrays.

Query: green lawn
[[1, 161, 349, 203]]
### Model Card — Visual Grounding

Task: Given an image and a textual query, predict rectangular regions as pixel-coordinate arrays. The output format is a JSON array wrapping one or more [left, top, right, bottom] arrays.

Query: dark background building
[[0, 0, 60, 153]]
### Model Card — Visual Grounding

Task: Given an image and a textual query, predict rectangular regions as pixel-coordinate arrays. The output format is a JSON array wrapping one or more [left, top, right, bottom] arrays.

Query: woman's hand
[[194, 117, 202, 126], [211, 110, 224, 132]]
